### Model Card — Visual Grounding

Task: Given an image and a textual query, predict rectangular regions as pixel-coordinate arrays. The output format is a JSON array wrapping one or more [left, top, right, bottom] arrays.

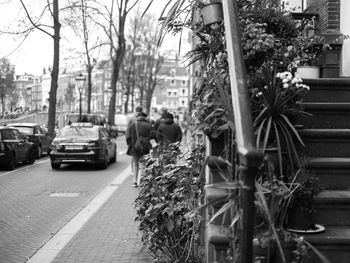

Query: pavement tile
[[52, 172, 154, 263]]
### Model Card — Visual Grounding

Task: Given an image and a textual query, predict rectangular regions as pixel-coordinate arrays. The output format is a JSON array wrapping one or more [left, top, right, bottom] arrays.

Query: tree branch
[[19, 0, 53, 38]]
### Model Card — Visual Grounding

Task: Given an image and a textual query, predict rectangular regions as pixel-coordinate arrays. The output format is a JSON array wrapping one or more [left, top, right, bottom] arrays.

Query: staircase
[[297, 78, 350, 262]]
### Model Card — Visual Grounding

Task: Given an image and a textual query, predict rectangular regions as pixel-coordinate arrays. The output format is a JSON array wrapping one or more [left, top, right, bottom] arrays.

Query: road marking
[[27, 165, 131, 263], [0, 159, 49, 177]]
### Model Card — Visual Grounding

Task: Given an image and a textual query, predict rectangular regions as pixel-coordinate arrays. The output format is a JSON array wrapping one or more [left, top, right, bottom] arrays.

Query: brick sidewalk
[[51, 171, 154, 263]]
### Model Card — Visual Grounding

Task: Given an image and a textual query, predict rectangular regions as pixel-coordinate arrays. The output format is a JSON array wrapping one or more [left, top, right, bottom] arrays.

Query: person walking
[[126, 112, 154, 187], [125, 105, 144, 178], [156, 112, 182, 145], [154, 106, 168, 131], [125, 105, 143, 138]]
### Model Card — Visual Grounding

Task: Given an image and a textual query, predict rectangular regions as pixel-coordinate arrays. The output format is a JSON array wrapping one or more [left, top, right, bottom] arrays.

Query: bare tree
[[65, 82, 76, 111], [133, 14, 164, 115], [120, 12, 164, 115], [64, 0, 102, 113], [90, 0, 140, 124], [0, 58, 15, 113], [19, 0, 61, 136]]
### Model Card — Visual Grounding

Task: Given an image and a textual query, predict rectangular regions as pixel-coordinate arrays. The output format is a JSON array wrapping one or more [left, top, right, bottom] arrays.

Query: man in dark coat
[[125, 105, 143, 138], [154, 106, 168, 131], [156, 113, 182, 145], [126, 112, 154, 187]]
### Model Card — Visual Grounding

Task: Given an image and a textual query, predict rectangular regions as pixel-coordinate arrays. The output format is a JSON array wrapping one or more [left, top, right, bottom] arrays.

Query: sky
[[0, 0, 190, 76]]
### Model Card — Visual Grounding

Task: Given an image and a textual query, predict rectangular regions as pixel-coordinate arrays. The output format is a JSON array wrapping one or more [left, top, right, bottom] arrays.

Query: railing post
[[239, 152, 263, 263], [222, 1, 264, 263]]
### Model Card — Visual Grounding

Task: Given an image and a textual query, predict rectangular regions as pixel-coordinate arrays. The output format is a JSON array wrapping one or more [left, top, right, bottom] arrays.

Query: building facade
[[154, 58, 190, 120]]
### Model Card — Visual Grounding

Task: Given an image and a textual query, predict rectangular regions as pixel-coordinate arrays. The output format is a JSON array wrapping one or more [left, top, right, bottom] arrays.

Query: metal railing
[[221, 1, 264, 263]]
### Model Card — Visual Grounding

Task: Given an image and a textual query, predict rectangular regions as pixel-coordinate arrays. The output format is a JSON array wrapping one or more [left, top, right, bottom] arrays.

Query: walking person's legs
[[132, 155, 140, 186]]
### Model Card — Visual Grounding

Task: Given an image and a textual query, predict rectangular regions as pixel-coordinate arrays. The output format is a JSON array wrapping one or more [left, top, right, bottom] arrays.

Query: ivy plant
[[134, 143, 206, 263]]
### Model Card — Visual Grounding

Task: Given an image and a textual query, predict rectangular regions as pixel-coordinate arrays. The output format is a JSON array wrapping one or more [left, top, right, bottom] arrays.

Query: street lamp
[[75, 73, 86, 121]]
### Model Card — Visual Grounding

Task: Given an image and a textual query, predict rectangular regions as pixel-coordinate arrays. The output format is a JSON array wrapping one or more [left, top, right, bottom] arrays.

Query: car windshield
[[13, 126, 34, 135], [57, 126, 99, 140]]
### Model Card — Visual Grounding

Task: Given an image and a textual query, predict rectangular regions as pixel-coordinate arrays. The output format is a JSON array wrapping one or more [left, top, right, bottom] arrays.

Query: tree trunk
[[87, 63, 92, 113], [47, 0, 60, 136], [108, 12, 126, 125], [1, 96, 4, 113]]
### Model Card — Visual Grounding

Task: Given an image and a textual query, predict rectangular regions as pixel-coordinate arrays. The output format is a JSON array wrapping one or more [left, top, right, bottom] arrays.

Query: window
[[1, 130, 15, 140], [170, 79, 175, 86], [168, 91, 172, 97], [181, 80, 187, 86], [12, 130, 23, 140], [174, 92, 177, 97]]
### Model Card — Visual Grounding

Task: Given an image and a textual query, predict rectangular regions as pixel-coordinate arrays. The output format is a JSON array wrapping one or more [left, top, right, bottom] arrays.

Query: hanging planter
[[200, 2, 223, 26]]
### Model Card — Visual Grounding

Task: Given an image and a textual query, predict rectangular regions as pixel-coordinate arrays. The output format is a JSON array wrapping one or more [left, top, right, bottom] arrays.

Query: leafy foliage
[[287, 168, 322, 214], [135, 143, 206, 263], [250, 69, 311, 179]]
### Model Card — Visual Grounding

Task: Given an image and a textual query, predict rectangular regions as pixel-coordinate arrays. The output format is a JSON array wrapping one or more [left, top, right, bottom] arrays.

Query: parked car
[[0, 126, 36, 170], [8, 123, 53, 158], [64, 113, 107, 126], [114, 114, 130, 134], [49, 122, 117, 170]]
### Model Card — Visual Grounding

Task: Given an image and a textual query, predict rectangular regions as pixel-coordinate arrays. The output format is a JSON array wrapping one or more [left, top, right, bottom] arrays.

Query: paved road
[[0, 136, 130, 263]]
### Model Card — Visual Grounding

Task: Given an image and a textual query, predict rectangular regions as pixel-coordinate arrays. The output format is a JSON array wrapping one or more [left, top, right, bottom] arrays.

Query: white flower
[[276, 73, 282, 78], [283, 71, 293, 80], [282, 78, 289, 83], [292, 76, 302, 84], [301, 84, 310, 91], [283, 83, 289, 89]]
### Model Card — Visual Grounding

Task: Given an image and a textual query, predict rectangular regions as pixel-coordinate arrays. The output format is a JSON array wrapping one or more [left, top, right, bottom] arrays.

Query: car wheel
[[36, 145, 42, 159], [51, 162, 61, 170], [110, 147, 117, 163], [27, 148, 36, 164], [7, 152, 16, 170], [100, 151, 109, 169]]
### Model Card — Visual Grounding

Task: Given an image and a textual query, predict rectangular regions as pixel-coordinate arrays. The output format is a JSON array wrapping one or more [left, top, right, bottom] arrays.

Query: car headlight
[[87, 141, 99, 150], [50, 142, 62, 150]]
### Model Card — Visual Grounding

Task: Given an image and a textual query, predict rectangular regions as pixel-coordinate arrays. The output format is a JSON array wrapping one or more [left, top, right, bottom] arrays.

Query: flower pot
[[201, 3, 223, 26], [286, 207, 314, 231], [296, 66, 320, 79]]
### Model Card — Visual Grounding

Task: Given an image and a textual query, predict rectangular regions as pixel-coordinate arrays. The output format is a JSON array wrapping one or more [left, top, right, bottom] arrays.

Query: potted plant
[[285, 169, 323, 231], [250, 69, 311, 180], [288, 18, 328, 78], [200, 1, 223, 26]]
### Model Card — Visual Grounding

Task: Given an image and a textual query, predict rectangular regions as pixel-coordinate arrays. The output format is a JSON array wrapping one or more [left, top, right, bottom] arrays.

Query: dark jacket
[[156, 116, 182, 144], [126, 116, 154, 156], [154, 112, 168, 131]]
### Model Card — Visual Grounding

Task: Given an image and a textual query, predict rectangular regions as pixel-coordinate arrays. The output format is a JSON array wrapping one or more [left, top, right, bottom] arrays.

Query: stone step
[[306, 157, 350, 189], [303, 78, 350, 102], [313, 190, 350, 226], [298, 129, 350, 157], [298, 102, 350, 129], [305, 226, 350, 262]]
